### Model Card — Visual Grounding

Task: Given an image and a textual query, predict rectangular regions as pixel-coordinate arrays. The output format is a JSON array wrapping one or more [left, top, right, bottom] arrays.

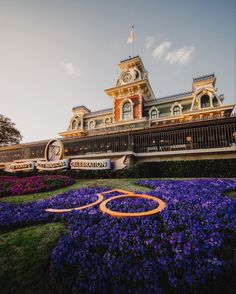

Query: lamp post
[[159, 139, 164, 151], [186, 136, 192, 149], [232, 132, 236, 145]]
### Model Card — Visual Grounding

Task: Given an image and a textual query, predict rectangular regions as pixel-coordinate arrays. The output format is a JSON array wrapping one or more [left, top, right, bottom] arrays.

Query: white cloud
[[61, 61, 81, 76], [152, 41, 171, 59], [145, 36, 155, 50], [165, 46, 195, 64]]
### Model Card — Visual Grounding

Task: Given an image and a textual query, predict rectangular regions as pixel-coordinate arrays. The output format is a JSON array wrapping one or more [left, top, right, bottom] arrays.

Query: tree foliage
[[0, 114, 22, 146]]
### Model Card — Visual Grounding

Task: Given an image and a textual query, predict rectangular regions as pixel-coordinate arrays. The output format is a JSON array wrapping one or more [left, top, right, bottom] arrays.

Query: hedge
[[127, 158, 236, 178]]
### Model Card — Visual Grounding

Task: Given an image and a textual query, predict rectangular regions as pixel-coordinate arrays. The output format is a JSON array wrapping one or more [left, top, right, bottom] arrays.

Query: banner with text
[[36, 159, 69, 171], [5, 162, 35, 173], [70, 159, 111, 170]]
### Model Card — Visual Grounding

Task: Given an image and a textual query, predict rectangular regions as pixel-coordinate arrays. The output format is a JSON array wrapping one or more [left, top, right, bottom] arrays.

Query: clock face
[[122, 71, 132, 83]]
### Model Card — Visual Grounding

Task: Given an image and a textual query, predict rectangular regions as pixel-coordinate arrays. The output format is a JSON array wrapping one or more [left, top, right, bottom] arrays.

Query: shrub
[[120, 159, 236, 178]]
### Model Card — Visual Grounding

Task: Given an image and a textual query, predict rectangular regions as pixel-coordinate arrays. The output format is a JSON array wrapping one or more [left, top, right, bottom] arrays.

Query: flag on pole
[[127, 27, 134, 44]]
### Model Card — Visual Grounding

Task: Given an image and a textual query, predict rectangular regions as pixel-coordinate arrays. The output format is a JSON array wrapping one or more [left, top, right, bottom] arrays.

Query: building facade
[[0, 56, 236, 170], [59, 56, 234, 138]]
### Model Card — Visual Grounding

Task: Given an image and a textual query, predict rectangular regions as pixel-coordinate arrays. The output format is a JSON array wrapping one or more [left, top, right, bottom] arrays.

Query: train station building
[[0, 56, 235, 171]]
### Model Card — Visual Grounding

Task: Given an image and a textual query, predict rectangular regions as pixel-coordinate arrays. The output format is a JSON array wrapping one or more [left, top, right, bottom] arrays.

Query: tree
[[0, 114, 22, 146]]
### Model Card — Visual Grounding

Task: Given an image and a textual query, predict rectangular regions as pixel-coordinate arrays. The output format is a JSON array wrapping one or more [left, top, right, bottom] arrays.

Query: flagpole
[[132, 25, 134, 57], [127, 25, 135, 58]]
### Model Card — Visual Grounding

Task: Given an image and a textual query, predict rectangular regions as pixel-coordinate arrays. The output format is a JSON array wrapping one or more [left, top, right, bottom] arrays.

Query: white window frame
[[149, 107, 159, 120], [104, 117, 112, 125], [200, 94, 212, 109], [170, 102, 183, 116], [69, 116, 81, 130], [87, 119, 96, 130], [120, 98, 134, 121]]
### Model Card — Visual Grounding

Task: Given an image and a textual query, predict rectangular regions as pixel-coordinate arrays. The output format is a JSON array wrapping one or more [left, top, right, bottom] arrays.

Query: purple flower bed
[[50, 179, 236, 293], [107, 197, 158, 212], [0, 179, 235, 293], [0, 187, 106, 229], [0, 175, 75, 197], [46, 189, 100, 210]]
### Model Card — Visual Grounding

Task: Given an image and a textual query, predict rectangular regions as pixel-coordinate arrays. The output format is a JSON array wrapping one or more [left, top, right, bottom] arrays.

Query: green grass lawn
[[0, 222, 66, 294], [226, 190, 236, 199]]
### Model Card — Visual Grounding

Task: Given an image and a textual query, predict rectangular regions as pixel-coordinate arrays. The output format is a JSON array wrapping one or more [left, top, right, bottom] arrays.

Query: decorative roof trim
[[120, 55, 140, 63], [193, 73, 215, 83], [72, 105, 91, 113]]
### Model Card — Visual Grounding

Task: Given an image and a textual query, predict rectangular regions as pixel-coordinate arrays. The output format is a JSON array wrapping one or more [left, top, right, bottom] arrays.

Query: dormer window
[[170, 102, 182, 116], [173, 105, 181, 115], [122, 102, 132, 120], [69, 116, 81, 131], [88, 120, 96, 129], [105, 117, 112, 125], [149, 107, 159, 119], [201, 95, 210, 108]]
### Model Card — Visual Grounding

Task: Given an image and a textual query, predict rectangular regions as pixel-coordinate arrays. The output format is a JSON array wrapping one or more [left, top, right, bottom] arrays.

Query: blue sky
[[0, 0, 235, 143]]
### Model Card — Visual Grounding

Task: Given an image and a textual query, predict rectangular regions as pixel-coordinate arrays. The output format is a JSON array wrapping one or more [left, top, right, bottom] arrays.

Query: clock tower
[[105, 56, 155, 123]]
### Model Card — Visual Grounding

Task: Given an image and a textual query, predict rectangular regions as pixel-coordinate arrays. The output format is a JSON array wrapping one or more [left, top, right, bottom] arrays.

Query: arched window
[[150, 108, 158, 119], [173, 105, 180, 115], [105, 117, 111, 125], [72, 120, 77, 130], [122, 102, 132, 120], [88, 120, 95, 129], [201, 95, 210, 108]]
